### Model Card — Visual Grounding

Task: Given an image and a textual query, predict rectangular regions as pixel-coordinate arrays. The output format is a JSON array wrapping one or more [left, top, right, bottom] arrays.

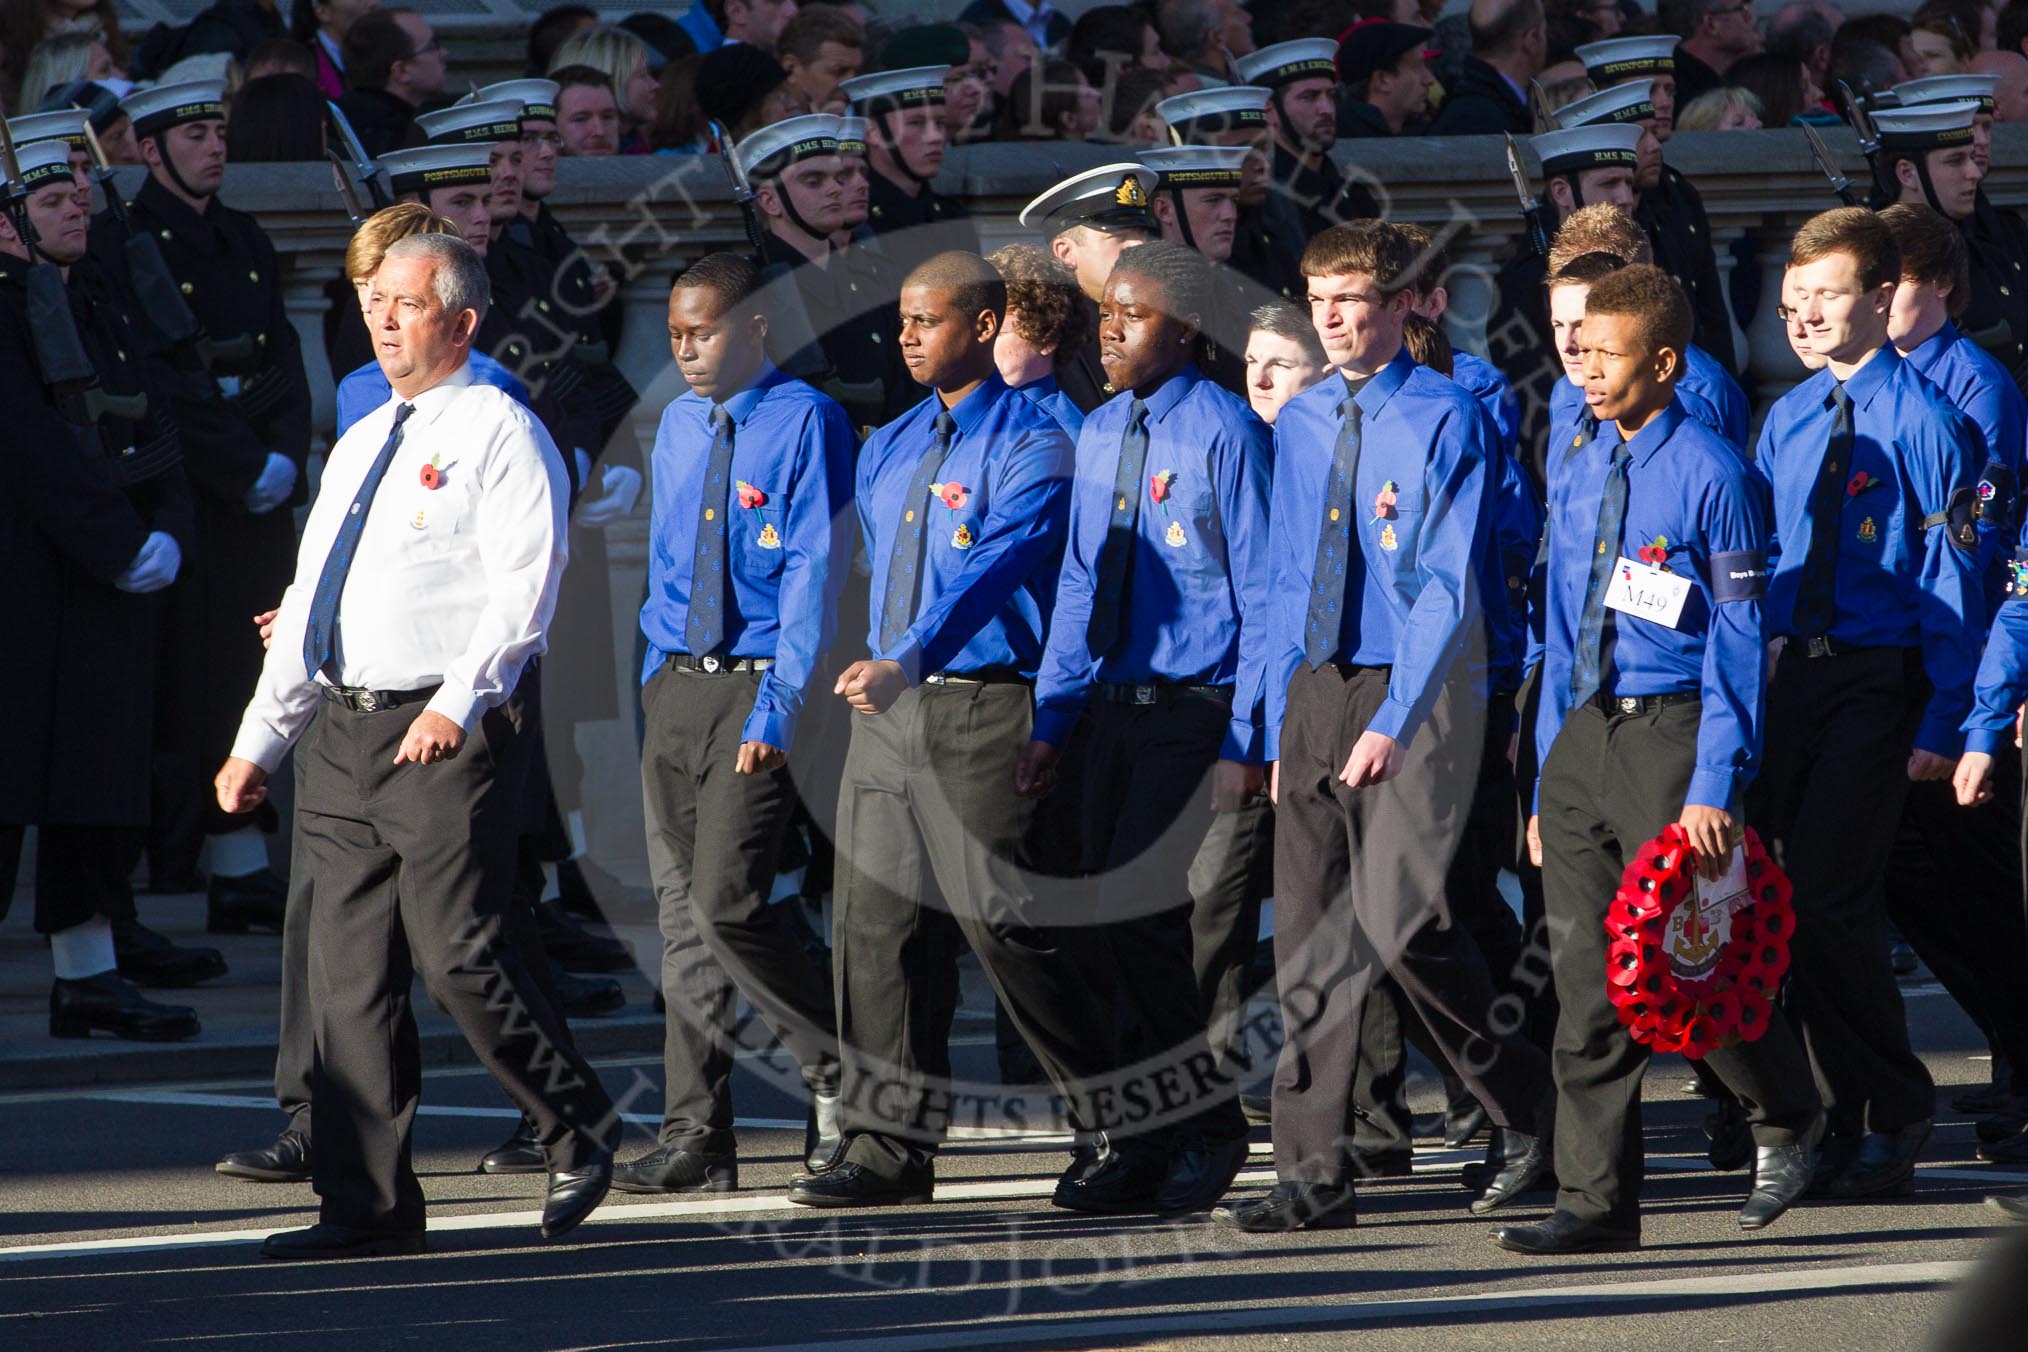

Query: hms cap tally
[[379, 142, 497, 193], [735, 113, 845, 176], [416, 99, 522, 146], [1530, 122, 1644, 176], [1574, 35, 1677, 83], [1140, 144, 1251, 191], [120, 79, 226, 137], [1155, 86, 1271, 138], [1870, 99, 1983, 149], [462, 78, 560, 125], [1554, 78, 1657, 128]]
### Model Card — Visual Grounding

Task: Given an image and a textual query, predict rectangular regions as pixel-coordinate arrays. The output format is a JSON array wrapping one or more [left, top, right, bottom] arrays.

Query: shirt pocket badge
[[951, 522, 975, 550], [1856, 516, 1878, 545], [1379, 522, 1399, 552]]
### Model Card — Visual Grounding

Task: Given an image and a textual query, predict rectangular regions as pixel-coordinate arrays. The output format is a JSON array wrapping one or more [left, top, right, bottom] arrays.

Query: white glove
[[244, 452, 298, 514], [572, 448, 593, 492], [115, 531, 182, 594], [573, 464, 644, 529]]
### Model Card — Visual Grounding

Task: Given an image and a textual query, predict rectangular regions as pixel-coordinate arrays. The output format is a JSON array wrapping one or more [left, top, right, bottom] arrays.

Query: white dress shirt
[[230, 362, 570, 771]]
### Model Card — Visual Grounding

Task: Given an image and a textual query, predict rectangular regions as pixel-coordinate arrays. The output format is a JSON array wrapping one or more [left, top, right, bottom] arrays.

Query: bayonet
[[1801, 122, 1857, 206], [326, 99, 391, 209], [1504, 134, 1550, 261]]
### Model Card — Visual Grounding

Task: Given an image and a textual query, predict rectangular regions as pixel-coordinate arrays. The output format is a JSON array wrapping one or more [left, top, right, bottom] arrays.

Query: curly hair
[[986, 243, 1090, 356], [1547, 202, 1652, 273], [1108, 238, 1215, 321]]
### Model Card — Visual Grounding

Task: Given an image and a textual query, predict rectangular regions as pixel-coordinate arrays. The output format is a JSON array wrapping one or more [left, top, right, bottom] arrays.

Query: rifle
[[79, 116, 218, 356], [0, 119, 147, 428], [708, 117, 768, 253], [326, 99, 392, 210], [1527, 79, 1556, 134], [1504, 134, 1550, 262], [1836, 79, 1890, 205], [1801, 123, 1859, 207]]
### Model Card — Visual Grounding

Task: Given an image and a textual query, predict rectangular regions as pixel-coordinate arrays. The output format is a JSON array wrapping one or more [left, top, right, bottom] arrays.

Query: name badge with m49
[[1605, 556, 1692, 629]]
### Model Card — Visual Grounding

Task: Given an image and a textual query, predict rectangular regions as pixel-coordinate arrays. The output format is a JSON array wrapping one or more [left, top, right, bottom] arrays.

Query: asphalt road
[[1, 991, 2022, 1352]]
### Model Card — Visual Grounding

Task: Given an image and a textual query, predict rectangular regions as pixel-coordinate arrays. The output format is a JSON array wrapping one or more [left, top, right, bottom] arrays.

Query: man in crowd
[[1426, 0, 1545, 136], [1238, 38, 1381, 238], [718, 0, 801, 56], [335, 7, 449, 157], [553, 65, 621, 157], [780, 4, 864, 115], [1337, 19, 1440, 138], [1016, 161, 1159, 411], [1662, 0, 1762, 108], [841, 65, 980, 278]]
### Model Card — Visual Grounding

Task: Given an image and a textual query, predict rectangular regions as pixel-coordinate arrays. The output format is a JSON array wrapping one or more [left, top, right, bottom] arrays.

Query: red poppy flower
[[736, 480, 767, 510], [1149, 469, 1176, 504], [1846, 471, 1876, 498], [1637, 536, 1669, 565], [1372, 480, 1398, 520], [419, 459, 441, 490], [938, 482, 969, 510]]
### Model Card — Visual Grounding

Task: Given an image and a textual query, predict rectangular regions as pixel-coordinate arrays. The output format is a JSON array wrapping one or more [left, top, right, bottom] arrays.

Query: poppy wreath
[[1603, 823, 1795, 1059]]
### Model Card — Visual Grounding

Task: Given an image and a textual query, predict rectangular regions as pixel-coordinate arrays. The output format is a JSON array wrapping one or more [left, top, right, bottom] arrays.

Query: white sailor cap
[[835, 115, 869, 156], [1554, 78, 1656, 129], [839, 65, 950, 112], [380, 142, 497, 195], [1141, 144, 1250, 190], [1574, 36, 1676, 83], [121, 79, 226, 138], [1872, 99, 1982, 150], [735, 114, 843, 177], [7, 108, 90, 150], [1017, 162, 1160, 234], [1892, 74, 1998, 115], [464, 78, 560, 124], [1155, 85, 1271, 136], [1530, 123, 1643, 178], [416, 99, 522, 147], [4, 139, 75, 194], [1234, 38, 1338, 89]]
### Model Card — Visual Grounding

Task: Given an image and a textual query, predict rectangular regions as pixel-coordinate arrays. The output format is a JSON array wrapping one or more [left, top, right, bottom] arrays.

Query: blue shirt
[[1015, 373, 1085, 436], [1033, 366, 1274, 761], [1967, 521, 2028, 753], [1903, 320, 2026, 611], [859, 374, 1072, 680], [1265, 348, 1493, 759], [639, 365, 855, 750], [335, 353, 526, 438], [1452, 350, 1521, 457], [1549, 342, 1748, 449], [1536, 399, 1772, 812], [1751, 344, 1984, 755]]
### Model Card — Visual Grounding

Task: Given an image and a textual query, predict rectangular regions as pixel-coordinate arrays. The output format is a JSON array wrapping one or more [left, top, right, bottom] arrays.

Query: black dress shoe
[[547, 962, 625, 1018], [804, 1093, 845, 1174], [1740, 1117, 1823, 1231], [787, 1160, 932, 1208], [112, 919, 227, 988], [1350, 1150, 1414, 1180], [261, 1223, 425, 1260], [477, 1117, 547, 1175], [611, 1145, 737, 1193], [1492, 1210, 1639, 1255], [206, 869, 287, 934], [1239, 1092, 1273, 1124], [1471, 1128, 1553, 1215], [1889, 941, 1919, 975], [1051, 1136, 1168, 1214], [1445, 1102, 1490, 1149], [218, 1129, 311, 1182], [1976, 1125, 2028, 1164], [1957, 1081, 2011, 1116], [146, 867, 206, 896], [1211, 1181, 1357, 1233], [1985, 1191, 2028, 1221], [1705, 1098, 1753, 1172], [1824, 1120, 1930, 1198], [534, 903, 633, 973], [541, 1150, 613, 1239], [1975, 1098, 2028, 1146], [1156, 1135, 1251, 1215], [50, 972, 199, 1041]]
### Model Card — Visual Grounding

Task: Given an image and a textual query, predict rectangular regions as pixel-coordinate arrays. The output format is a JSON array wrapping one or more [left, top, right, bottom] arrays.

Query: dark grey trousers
[[641, 663, 840, 1154]]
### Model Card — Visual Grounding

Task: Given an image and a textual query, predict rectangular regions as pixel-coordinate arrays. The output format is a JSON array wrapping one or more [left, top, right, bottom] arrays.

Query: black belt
[[666, 653, 775, 674], [1318, 660, 1392, 680], [1796, 635, 1873, 659], [1097, 681, 1233, 706], [920, 668, 1032, 687], [1591, 690, 1699, 716], [321, 682, 439, 713]]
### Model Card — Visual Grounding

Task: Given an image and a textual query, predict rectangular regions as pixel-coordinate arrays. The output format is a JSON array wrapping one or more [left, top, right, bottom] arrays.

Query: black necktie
[[1085, 398, 1150, 657], [685, 405, 736, 656], [1792, 384, 1852, 640], [1303, 394, 1362, 668], [1571, 439, 1632, 706], [879, 410, 956, 652], [302, 402, 415, 682]]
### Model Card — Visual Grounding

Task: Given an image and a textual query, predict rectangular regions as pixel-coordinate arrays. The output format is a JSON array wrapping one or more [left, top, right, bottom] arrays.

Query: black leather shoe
[[1955, 1061, 2011, 1115], [477, 1118, 547, 1175], [146, 866, 206, 895], [1350, 1150, 1413, 1180], [50, 972, 199, 1041], [218, 1129, 311, 1182], [1492, 1210, 1639, 1255], [1985, 1191, 2028, 1221], [1156, 1135, 1250, 1215], [112, 919, 227, 988], [541, 1150, 613, 1239], [1740, 1116, 1823, 1231], [548, 962, 625, 1018], [804, 1093, 845, 1174], [1975, 1098, 2028, 1146], [1051, 1136, 1168, 1214], [1889, 941, 1919, 976], [1824, 1120, 1930, 1198], [1705, 1099, 1753, 1172], [1445, 1102, 1490, 1149], [1239, 1092, 1272, 1124], [611, 1145, 737, 1193], [1471, 1128, 1553, 1215], [205, 869, 287, 934], [535, 903, 633, 973], [1976, 1125, 2028, 1164], [261, 1223, 425, 1260], [1211, 1180, 1357, 1233], [787, 1160, 932, 1208]]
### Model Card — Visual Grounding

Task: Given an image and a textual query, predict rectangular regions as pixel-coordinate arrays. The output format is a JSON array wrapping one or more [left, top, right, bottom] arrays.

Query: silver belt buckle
[[354, 690, 382, 713], [701, 655, 722, 673], [1133, 685, 1156, 705], [922, 672, 945, 685], [1615, 696, 1641, 715], [1806, 636, 1833, 659]]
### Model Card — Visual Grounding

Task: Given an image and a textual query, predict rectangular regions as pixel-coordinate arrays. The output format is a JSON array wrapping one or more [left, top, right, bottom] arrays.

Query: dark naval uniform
[[1270, 142, 1380, 239], [1637, 166, 1736, 374], [501, 201, 639, 445], [756, 227, 912, 437], [864, 169, 980, 280], [1960, 192, 2028, 385]]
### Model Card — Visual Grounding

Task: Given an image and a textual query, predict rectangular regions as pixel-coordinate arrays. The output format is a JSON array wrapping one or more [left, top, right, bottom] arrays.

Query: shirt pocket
[[1365, 474, 1425, 570], [395, 479, 470, 556], [731, 491, 792, 578]]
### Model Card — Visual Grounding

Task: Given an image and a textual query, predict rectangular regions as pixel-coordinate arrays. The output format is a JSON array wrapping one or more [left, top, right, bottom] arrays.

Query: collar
[[1016, 372, 1061, 401], [941, 372, 1010, 439], [318, 30, 344, 69], [1346, 346, 1415, 420], [712, 362, 787, 426], [1003, 0, 1048, 22], [1138, 363, 1203, 422], [1616, 397, 1686, 468], [402, 361, 477, 428], [1497, 68, 1529, 107], [1903, 320, 1960, 376], [137, 174, 221, 249], [1832, 342, 1901, 412]]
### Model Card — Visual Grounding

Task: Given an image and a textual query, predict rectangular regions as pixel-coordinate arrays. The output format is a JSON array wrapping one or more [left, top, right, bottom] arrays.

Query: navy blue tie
[[685, 405, 737, 656], [1571, 438, 1632, 707], [1303, 395, 1362, 668], [1086, 398, 1149, 657], [1792, 385, 1852, 640], [879, 411, 957, 652], [302, 402, 415, 682]]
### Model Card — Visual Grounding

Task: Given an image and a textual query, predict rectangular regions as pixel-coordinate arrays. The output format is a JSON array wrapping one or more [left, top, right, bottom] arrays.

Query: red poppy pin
[[1149, 469, 1177, 511], [1372, 480, 1398, 522], [1637, 535, 1670, 565], [1847, 470, 1879, 498], [931, 481, 969, 511], [419, 455, 443, 490], [736, 480, 767, 510]]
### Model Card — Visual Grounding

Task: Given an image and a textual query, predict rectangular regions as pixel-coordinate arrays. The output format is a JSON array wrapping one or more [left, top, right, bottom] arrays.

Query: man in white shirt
[[214, 233, 617, 1260]]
